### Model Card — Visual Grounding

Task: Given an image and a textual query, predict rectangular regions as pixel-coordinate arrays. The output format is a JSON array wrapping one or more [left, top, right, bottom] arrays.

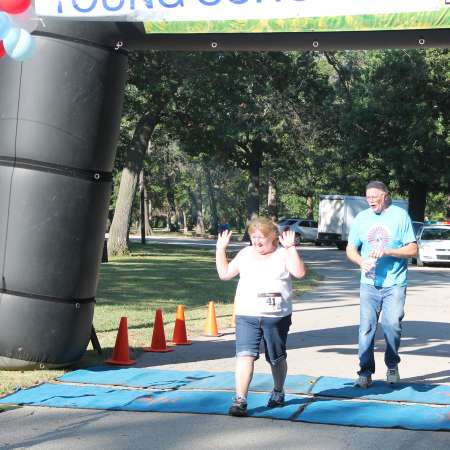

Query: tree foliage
[[109, 49, 449, 246]]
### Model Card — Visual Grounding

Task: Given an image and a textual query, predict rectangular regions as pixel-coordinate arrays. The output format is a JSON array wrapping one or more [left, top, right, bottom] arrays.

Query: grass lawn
[[0, 242, 319, 396]]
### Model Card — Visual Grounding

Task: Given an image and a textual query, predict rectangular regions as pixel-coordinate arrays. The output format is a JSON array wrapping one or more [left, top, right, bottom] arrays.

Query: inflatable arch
[[0, 1, 449, 369]]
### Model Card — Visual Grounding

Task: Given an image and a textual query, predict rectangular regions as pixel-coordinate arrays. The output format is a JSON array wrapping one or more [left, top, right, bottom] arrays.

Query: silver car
[[277, 218, 318, 244]]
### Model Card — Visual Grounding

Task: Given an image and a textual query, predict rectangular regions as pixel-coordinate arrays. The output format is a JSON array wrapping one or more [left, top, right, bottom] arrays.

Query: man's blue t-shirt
[[348, 204, 416, 287]]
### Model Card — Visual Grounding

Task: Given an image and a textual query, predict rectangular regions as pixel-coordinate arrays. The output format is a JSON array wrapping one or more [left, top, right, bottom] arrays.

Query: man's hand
[[361, 257, 376, 272], [369, 242, 418, 259], [216, 229, 232, 251], [368, 248, 384, 259]]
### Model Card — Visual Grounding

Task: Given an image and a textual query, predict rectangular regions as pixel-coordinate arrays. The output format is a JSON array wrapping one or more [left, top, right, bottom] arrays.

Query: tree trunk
[[108, 168, 137, 256], [203, 164, 219, 235], [306, 194, 314, 219], [139, 169, 146, 244], [446, 193, 450, 221], [196, 209, 205, 235], [267, 176, 278, 222], [165, 209, 171, 231], [108, 114, 159, 257], [246, 158, 261, 221], [166, 176, 177, 230], [144, 185, 152, 236], [182, 209, 188, 234], [188, 184, 205, 235], [243, 151, 262, 241], [408, 181, 427, 221]]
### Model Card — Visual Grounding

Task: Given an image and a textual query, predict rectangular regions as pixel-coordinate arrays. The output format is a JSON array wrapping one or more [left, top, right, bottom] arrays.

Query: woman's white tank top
[[235, 246, 293, 317]]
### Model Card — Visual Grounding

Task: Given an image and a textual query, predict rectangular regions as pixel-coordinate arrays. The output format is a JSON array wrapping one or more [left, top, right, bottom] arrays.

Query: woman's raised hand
[[279, 230, 296, 249], [216, 229, 232, 250]]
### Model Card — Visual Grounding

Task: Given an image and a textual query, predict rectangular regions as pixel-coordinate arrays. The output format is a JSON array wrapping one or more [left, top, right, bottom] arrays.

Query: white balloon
[[4, 27, 36, 61]]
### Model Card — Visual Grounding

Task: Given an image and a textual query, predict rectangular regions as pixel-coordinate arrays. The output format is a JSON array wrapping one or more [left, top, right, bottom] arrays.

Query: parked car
[[277, 218, 318, 244], [412, 221, 424, 238], [414, 223, 450, 266]]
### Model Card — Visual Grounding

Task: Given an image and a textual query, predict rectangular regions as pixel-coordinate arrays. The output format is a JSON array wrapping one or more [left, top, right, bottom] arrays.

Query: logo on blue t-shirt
[[367, 224, 390, 250]]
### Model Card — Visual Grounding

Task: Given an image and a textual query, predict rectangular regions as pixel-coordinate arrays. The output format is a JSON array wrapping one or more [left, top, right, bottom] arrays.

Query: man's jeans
[[358, 283, 406, 376]]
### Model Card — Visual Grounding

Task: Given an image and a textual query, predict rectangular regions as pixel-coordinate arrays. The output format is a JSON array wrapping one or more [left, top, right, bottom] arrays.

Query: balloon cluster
[[0, 1, 37, 61]]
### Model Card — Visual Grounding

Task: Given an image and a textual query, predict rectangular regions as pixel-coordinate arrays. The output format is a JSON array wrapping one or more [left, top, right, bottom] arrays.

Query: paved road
[[0, 242, 449, 450]]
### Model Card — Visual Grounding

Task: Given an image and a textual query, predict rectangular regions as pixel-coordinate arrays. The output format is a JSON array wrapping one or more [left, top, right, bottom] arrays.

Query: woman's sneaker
[[354, 375, 372, 388], [386, 367, 400, 384], [228, 396, 248, 417], [267, 389, 285, 408]]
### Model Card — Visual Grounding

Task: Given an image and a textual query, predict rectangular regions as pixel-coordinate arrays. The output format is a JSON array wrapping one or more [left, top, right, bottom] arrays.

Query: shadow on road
[[133, 320, 450, 384]]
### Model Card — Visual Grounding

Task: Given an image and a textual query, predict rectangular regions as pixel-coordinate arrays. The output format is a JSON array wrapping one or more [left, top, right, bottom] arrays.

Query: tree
[[172, 51, 335, 226], [262, 52, 338, 219], [330, 50, 450, 220], [108, 52, 189, 256]]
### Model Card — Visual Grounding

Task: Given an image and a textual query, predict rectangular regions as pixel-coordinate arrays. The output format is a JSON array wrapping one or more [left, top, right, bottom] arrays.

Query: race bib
[[257, 292, 283, 314]]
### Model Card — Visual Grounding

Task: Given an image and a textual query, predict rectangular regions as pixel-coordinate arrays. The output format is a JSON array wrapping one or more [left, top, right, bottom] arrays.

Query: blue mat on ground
[[0, 383, 157, 410], [58, 367, 450, 406], [296, 398, 450, 431], [58, 367, 316, 394], [58, 367, 214, 389], [1, 382, 449, 430], [311, 376, 450, 405]]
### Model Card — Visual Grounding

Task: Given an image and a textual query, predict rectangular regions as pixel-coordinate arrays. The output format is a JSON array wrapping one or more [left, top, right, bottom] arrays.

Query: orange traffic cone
[[204, 301, 222, 337], [172, 305, 192, 345], [143, 309, 174, 353], [105, 317, 136, 365]]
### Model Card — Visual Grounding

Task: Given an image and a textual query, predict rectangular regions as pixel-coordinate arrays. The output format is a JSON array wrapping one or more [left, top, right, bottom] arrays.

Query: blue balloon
[[0, 12, 11, 40], [4, 27, 36, 61]]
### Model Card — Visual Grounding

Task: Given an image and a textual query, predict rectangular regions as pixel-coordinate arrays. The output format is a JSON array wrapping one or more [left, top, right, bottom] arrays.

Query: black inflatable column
[[0, 21, 128, 369]]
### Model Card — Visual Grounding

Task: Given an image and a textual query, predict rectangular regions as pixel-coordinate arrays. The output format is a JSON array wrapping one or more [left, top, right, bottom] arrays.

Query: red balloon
[[0, 40, 5, 58], [0, 0, 31, 15]]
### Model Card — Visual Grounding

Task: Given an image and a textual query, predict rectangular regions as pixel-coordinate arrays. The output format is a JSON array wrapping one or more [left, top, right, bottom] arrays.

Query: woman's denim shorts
[[235, 314, 292, 365]]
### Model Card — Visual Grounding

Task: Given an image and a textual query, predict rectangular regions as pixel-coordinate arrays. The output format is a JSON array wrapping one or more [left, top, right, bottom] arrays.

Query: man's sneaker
[[354, 375, 372, 388], [267, 389, 285, 408], [228, 396, 248, 417], [386, 367, 400, 384]]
